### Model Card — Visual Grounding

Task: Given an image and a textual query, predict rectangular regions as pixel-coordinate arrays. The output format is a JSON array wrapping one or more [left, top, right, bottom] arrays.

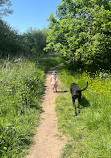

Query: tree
[[45, 0, 111, 69], [0, 19, 24, 57], [22, 28, 48, 56], [0, 0, 13, 17]]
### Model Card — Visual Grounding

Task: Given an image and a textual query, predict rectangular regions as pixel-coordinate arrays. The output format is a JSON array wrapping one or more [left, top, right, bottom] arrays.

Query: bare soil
[[26, 69, 66, 158]]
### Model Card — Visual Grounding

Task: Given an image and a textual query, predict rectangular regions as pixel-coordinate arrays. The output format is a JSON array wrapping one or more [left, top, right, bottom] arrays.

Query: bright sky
[[2, 0, 61, 34]]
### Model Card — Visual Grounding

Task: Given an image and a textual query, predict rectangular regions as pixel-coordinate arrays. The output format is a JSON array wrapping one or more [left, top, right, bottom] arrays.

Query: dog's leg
[[78, 97, 81, 108], [72, 98, 77, 116], [78, 97, 81, 114]]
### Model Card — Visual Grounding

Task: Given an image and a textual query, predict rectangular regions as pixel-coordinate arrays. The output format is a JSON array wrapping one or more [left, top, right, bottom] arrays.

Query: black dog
[[70, 81, 88, 116]]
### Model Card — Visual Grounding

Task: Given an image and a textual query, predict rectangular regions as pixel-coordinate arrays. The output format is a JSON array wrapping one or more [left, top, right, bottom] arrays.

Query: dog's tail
[[80, 81, 88, 91]]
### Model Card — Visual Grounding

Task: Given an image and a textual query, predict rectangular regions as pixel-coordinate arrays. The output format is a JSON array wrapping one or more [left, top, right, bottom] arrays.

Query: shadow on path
[[57, 90, 68, 93]]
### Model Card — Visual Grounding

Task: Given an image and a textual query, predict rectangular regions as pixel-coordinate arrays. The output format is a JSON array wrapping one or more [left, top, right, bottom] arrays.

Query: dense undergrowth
[[0, 54, 61, 158], [56, 66, 111, 158]]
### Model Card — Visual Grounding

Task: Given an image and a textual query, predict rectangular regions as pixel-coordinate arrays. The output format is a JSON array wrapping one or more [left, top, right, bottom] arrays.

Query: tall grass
[[0, 58, 45, 158], [0, 54, 62, 158], [56, 66, 111, 158]]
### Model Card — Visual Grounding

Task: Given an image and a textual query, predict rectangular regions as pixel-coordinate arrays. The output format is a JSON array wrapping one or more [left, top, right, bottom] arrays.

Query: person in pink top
[[51, 70, 58, 93]]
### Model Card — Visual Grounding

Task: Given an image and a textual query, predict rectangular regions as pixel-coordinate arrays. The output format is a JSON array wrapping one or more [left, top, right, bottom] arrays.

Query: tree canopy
[[0, 0, 48, 58], [45, 0, 111, 69], [0, 18, 48, 58], [0, 0, 13, 17]]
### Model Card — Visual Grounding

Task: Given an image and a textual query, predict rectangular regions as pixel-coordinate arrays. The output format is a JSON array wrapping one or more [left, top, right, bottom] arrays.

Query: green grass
[[56, 66, 111, 158], [0, 54, 62, 158], [30, 53, 62, 73], [0, 59, 45, 158]]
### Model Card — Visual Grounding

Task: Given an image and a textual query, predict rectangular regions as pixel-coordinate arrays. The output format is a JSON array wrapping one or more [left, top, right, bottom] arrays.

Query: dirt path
[[26, 69, 66, 158]]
